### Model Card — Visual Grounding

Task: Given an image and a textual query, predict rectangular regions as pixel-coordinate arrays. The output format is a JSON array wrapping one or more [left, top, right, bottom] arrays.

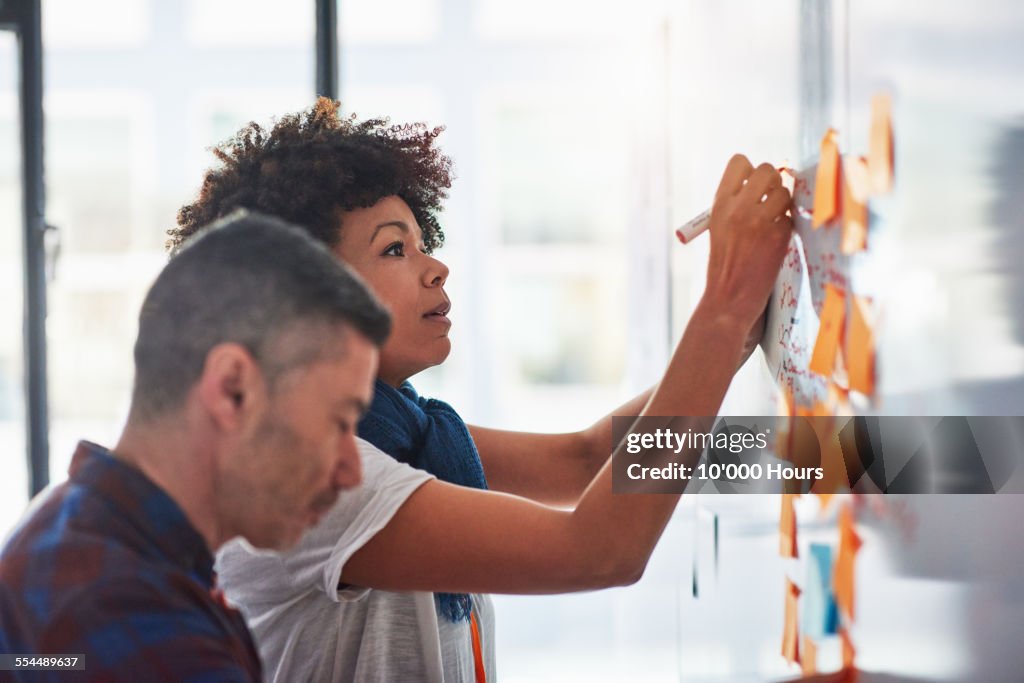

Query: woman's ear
[[195, 342, 268, 432]]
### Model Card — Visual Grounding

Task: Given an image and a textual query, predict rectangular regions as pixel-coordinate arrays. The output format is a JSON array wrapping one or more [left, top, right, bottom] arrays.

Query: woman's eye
[[383, 241, 405, 257]]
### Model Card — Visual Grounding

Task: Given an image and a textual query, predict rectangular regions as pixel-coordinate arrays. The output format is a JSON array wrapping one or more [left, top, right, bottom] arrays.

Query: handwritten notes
[[763, 101, 891, 673], [764, 171, 881, 408], [763, 91, 893, 412], [763, 165, 844, 409]]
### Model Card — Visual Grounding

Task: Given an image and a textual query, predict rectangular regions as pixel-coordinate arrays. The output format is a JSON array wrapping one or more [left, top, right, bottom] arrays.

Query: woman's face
[[334, 195, 451, 386]]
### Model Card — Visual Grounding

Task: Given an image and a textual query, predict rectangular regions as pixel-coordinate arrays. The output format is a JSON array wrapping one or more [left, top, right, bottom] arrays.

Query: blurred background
[[1, 0, 1023, 680]]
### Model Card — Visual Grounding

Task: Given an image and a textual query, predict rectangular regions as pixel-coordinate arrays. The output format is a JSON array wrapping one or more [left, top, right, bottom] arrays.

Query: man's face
[[223, 331, 378, 550]]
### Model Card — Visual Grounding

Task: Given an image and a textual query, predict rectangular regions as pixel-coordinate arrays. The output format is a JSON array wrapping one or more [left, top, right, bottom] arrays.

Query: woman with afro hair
[[170, 98, 792, 682]]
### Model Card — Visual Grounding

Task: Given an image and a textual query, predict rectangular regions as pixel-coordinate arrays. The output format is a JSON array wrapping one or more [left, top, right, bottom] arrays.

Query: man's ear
[[195, 343, 267, 432]]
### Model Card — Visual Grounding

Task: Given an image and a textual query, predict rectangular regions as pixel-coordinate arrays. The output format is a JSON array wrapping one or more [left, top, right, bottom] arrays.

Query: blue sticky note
[[803, 543, 839, 638]]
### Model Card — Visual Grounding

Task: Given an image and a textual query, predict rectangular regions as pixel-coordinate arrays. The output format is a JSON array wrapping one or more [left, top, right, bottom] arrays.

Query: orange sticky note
[[783, 387, 796, 418], [802, 635, 818, 675], [868, 93, 894, 194], [780, 493, 799, 558], [841, 156, 870, 254], [841, 627, 857, 668], [810, 414, 853, 496], [809, 284, 846, 377], [777, 391, 796, 461], [834, 505, 863, 620], [813, 129, 841, 228], [844, 296, 876, 395], [782, 578, 802, 666]]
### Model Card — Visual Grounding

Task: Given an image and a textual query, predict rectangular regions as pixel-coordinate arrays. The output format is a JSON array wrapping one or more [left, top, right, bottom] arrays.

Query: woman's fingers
[[761, 185, 793, 220], [743, 162, 782, 203], [715, 154, 756, 201]]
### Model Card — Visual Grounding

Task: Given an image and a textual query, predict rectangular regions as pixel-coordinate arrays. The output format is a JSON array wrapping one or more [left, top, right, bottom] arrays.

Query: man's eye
[[383, 241, 405, 257]]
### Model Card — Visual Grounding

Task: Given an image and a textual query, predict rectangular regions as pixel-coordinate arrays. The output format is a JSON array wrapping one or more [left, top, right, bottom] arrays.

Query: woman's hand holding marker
[[675, 164, 795, 244], [703, 156, 794, 330]]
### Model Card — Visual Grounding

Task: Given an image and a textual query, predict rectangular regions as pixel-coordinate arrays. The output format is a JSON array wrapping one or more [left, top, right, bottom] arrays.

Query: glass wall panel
[[0, 32, 27, 533], [43, 2, 312, 481], [338, 1, 673, 678]]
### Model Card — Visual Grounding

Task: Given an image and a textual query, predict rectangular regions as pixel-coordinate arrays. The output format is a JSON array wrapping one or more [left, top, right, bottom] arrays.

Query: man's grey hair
[[130, 210, 390, 420]]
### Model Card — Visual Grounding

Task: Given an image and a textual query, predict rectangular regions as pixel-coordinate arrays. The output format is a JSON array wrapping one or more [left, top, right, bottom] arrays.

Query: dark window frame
[[1, 0, 47, 497]]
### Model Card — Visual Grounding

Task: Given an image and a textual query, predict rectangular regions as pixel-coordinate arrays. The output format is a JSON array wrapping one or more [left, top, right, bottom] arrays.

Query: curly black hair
[[168, 97, 453, 254]]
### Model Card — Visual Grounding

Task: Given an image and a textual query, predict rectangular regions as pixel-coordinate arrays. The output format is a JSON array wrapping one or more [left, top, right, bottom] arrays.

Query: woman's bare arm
[[467, 388, 653, 507], [469, 313, 765, 506]]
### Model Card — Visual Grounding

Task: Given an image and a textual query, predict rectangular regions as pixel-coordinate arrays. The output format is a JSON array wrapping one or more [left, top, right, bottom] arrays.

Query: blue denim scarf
[[357, 379, 488, 622]]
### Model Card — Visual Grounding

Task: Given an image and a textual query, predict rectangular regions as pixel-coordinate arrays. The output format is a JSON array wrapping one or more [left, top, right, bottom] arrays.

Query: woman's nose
[[424, 256, 449, 287]]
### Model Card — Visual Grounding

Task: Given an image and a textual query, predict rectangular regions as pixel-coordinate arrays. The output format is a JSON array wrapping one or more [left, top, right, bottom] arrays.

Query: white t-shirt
[[216, 438, 497, 683]]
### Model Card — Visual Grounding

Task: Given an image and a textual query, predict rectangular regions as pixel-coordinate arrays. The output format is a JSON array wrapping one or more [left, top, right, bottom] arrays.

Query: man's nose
[[333, 434, 363, 490]]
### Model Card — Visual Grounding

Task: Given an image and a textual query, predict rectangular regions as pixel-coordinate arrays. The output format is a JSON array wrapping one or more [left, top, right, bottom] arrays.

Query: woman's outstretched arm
[[467, 388, 653, 507], [342, 155, 793, 594], [469, 309, 767, 507]]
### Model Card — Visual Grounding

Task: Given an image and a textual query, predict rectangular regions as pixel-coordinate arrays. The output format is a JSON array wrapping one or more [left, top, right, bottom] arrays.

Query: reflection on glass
[[849, 0, 1024, 413], [0, 32, 28, 532], [988, 120, 1024, 348]]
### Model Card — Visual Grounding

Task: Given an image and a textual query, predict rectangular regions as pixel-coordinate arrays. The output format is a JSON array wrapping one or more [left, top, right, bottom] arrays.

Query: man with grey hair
[[0, 212, 391, 681]]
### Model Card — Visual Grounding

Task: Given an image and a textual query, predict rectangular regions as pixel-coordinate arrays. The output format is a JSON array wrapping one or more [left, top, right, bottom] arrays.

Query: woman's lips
[[424, 312, 451, 326], [424, 301, 451, 326]]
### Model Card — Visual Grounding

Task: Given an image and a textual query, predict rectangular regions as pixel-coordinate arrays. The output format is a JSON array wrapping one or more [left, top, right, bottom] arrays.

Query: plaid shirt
[[0, 442, 262, 682]]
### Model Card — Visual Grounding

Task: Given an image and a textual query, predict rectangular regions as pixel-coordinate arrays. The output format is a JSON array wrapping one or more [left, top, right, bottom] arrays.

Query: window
[[42, 1, 312, 480], [0, 32, 27, 532]]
